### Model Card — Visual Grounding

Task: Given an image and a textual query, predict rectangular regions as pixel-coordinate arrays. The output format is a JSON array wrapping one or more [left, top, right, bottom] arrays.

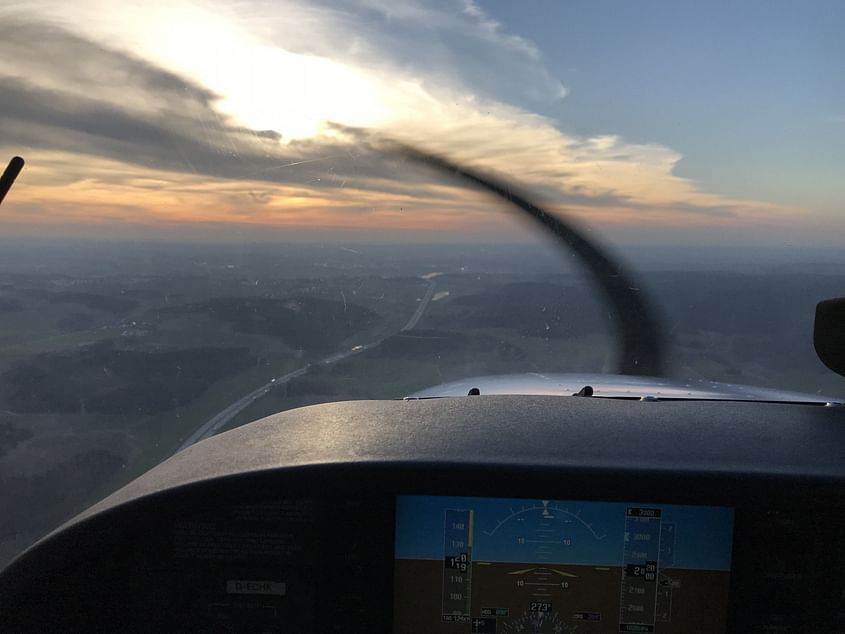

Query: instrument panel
[[3, 482, 845, 633], [3, 396, 845, 632]]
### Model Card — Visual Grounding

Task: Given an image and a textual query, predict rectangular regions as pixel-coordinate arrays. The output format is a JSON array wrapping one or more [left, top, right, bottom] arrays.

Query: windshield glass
[[1, 0, 843, 565]]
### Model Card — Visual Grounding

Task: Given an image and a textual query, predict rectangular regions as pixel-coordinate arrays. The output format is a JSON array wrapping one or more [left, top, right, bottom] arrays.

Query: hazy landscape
[[1, 238, 844, 565]]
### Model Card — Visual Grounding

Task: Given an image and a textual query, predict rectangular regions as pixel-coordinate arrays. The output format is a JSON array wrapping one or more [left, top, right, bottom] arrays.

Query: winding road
[[175, 279, 436, 453]]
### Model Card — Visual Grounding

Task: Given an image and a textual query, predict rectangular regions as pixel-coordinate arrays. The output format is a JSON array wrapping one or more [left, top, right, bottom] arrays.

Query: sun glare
[[135, 5, 387, 141]]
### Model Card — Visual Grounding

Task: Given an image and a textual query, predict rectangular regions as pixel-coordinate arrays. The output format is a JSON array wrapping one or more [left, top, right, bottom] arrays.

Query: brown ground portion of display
[[394, 559, 730, 633]]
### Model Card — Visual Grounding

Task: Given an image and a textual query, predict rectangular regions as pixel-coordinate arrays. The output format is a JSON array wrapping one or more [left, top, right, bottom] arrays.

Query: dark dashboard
[[2, 395, 845, 632]]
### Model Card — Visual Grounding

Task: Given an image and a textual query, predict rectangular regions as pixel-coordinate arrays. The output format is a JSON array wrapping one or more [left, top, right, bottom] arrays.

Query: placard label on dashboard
[[226, 580, 286, 596]]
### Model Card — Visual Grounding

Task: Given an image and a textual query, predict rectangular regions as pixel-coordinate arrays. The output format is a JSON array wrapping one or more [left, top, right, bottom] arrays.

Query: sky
[[0, 0, 843, 246]]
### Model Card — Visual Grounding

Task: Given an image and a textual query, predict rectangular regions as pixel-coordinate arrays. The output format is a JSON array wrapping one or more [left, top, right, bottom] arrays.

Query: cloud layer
[[0, 1, 801, 243]]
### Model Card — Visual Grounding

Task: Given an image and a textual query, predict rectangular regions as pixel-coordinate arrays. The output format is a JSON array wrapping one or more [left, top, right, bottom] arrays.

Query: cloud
[[458, 0, 542, 61], [0, 24, 413, 188], [0, 5, 800, 243]]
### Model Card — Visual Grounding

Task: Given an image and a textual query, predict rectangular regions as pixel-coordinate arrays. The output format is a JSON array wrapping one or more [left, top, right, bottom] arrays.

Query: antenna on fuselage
[[0, 156, 25, 207]]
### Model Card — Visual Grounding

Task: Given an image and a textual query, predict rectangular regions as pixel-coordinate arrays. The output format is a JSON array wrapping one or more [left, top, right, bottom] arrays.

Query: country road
[[401, 280, 436, 331], [175, 279, 436, 453]]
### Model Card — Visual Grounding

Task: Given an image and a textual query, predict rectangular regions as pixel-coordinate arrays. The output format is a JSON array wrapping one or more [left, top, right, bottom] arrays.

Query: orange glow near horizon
[[1, 146, 807, 246]]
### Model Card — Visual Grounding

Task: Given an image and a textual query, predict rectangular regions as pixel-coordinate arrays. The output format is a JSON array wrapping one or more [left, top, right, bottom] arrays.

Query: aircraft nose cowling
[[408, 372, 841, 404]]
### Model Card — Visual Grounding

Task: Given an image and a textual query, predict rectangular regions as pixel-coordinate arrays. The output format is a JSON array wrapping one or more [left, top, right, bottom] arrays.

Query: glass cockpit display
[[394, 496, 734, 633]]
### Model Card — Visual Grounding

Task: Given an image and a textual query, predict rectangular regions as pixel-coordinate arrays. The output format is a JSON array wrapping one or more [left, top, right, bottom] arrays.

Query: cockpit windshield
[[1, 0, 843, 567]]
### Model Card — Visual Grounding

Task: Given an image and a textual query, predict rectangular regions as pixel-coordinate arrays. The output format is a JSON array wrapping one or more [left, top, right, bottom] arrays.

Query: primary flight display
[[394, 495, 734, 633]]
